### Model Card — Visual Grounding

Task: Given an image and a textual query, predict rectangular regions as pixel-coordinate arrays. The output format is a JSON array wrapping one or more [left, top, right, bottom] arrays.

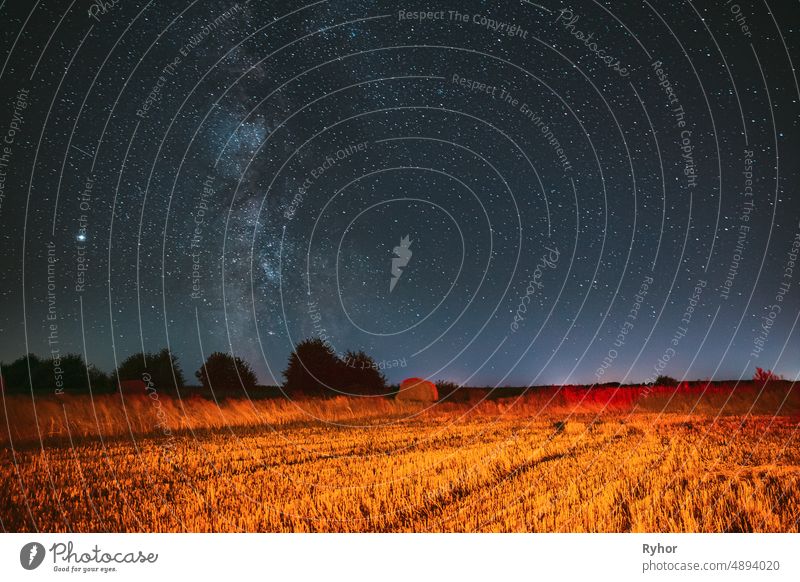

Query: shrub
[[115, 348, 185, 395], [196, 352, 258, 395], [282, 339, 390, 398], [1, 353, 44, 392], [753, 367, 783, 383], [0, 353, 110, 393], [435, 380, 462, 401], [340, 351, 388, 395], [282, 339, 342, 398], [654, 375, 678, 386]]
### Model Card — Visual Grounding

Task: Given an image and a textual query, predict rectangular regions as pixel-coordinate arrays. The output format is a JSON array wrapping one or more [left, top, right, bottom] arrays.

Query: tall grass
[[2, 381, 796, 444], [0, 392, 427, 444], [2, 381, 798, 532]]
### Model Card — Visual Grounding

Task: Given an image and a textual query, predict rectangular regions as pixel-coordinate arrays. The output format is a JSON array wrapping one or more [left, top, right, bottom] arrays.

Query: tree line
[[0, 338, 389, 398]]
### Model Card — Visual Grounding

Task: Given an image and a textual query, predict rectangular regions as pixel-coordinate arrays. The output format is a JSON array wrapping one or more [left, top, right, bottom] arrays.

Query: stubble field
[[2, 382, 799, 532]]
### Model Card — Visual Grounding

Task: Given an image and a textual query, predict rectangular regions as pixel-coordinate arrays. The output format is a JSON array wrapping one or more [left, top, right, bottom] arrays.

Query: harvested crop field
[[2, 383, 799, 532]]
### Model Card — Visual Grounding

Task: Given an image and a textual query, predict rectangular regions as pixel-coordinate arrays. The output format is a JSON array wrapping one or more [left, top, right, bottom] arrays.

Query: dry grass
[[1, 382, 798, 532]]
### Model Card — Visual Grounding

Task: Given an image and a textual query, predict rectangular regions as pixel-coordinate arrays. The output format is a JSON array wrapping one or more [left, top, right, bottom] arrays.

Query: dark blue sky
[[0, 0, 798, 388]]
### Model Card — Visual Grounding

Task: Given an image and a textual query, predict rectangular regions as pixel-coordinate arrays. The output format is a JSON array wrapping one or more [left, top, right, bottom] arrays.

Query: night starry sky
[[0, 0, 798, 388]]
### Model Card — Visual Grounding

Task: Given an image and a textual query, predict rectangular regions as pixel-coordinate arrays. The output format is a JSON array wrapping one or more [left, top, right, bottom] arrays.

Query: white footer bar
[[1, 533, 797, 581]]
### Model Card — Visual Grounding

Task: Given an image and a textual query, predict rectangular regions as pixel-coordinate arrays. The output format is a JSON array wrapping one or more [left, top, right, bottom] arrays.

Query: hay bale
[[396, 377, 438, 402]]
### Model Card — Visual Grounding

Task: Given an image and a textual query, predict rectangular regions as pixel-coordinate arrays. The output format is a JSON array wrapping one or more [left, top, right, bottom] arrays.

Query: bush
[[654, 375, 678, 386], [0, 353, 111, 394], [1, 353, 43, 392], [282, 339, 342, 397], [754, 367, 783, 383], [435, 380, 461, 401], [196, 352, 258, 395], [282, 339, 389, 398], [115, 348, 185, 395], [340, 351, 388, 395]]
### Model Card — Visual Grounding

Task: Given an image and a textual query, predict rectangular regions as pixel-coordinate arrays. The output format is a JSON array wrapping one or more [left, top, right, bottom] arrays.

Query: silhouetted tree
[[282, 338, 342, 397], [340, 350, 388, 395], [283, 339, 395, 398], [87, 364, 113, 393], [196, 351, 258, 394], [56, 354, 91, 393], [754, 367, 783, 383], [654, 375, 678, 386], [435, 380, 462, 402], [0, 353, 109, 393], [1, 353, 45, 392], [115, 348, 185, 395]]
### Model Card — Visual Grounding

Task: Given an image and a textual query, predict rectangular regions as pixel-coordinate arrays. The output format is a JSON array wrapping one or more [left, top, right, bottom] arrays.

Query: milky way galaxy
[[1, 0, 798, 389]]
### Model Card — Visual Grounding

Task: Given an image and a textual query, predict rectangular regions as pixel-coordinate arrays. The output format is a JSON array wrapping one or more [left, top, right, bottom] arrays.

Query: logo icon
[[389, 235, 413, 293], [20, 542, 46, 570]]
